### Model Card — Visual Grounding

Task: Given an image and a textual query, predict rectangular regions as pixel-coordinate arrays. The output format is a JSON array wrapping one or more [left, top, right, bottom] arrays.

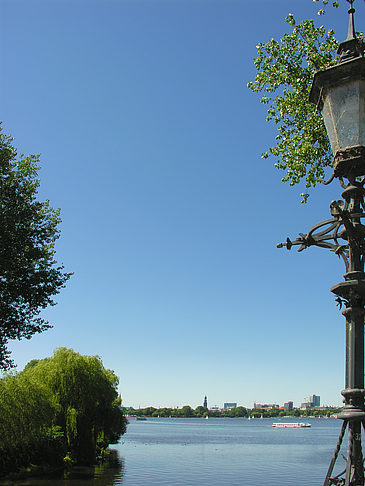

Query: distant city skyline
[[132, 394, 327, 410]]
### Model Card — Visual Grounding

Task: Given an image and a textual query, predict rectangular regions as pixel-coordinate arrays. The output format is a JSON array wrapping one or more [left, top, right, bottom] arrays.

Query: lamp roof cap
[[338, 0, 364, 62]]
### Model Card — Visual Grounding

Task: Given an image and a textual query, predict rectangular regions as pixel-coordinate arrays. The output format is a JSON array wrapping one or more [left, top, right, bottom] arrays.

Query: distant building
[[203, 395, 207, 408], [301, 402, 312, 410], [283, 401, 293, 411], [303, 394, 320, 408], [312, 395, 320, 407], [223, 402, 237, 410], [209, 406, 220, 412], [254, 403, 279, 409]]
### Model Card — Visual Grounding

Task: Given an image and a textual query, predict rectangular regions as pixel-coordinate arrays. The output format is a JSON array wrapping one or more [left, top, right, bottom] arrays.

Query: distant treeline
[[125, 405, 341, 419], [0, 348, 127, 478]]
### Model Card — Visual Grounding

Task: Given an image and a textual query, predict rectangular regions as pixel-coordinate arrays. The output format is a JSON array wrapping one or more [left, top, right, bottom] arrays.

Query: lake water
[[2, 416, 348, 486]]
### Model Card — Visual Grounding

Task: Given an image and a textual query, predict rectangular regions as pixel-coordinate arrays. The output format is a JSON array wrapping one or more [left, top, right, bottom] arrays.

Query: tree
[[248, 1, 365, 202], [0, 348, 127, 476], [227, 406, 248, 418], [248, 13, 340, 202], [22, 348, 127, 464], [0, 372, 62, 475], [0, 127, 72, 369], [194, 405, 208, 417], [180, 405, 194, 417]]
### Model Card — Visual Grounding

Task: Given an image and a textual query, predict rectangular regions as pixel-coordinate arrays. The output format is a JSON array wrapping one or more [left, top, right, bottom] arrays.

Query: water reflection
[[0, 450, 125, 486], [0, 418, 346, 486]]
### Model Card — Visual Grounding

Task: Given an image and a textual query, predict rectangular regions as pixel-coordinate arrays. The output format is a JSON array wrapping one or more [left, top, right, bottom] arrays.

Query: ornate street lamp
[[310, 0, 365, 183], [278, 1, 365, 485]]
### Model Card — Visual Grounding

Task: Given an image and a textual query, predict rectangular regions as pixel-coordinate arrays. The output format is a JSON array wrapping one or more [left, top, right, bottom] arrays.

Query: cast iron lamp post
[[277, 1, 365, 484]]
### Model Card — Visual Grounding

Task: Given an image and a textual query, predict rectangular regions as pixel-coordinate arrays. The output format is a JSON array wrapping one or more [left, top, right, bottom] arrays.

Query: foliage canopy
[[0, 127, 72, 369], [0, 348, 127, 476], [248, 14, 339, 202], [22, 347, 127, 464]]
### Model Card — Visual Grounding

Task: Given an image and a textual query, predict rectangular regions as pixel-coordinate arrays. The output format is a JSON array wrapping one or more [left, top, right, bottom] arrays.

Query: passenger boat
[[272, 422, 311, 428]]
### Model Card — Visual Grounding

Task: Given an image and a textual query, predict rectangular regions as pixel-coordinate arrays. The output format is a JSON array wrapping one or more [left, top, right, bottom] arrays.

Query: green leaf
[[247, 14, 339, 202]]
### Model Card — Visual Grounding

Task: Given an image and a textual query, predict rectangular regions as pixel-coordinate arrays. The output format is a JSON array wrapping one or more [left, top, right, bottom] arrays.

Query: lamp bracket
[[277, 181, 365, 273]]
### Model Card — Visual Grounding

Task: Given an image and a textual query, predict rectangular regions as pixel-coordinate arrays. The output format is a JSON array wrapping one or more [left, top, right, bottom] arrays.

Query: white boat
[[272, 422, 311, 428]]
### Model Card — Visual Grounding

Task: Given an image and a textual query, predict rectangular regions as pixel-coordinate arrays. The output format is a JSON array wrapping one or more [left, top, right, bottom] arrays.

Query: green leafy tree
[[0, 127, 72, 369], [135, 407, 156, 417], [250, 408, 265, 418], [228, 406, 248, 418], [179, 405, 194, 417], [248, 14, 339, 202], [248, 1, 365, 201], [157, 407, 173, 417], [22, 348, 127, 464], [0, 348, 127, 476], [0, 373, 62, 475], [194, 405, 208, 417]]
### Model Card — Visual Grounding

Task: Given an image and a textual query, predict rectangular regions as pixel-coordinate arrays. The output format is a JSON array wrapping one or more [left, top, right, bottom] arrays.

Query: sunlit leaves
[[22, 348, 127, 463], [0, 348, 127, 475], [0, 372, 61, 475], [248, 15, 338, 202], [312, 0, 339, 16]]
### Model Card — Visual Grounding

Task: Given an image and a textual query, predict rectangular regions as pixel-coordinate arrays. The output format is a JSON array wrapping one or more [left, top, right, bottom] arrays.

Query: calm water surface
[[3, 417, 347, 486]]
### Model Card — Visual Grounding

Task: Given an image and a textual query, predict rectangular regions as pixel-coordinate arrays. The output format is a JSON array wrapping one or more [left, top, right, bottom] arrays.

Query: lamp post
[[277, 1, 365, 484]]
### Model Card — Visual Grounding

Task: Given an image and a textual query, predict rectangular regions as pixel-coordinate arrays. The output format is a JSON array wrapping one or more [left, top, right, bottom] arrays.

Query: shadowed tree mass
[[0, 126, 72, 369]]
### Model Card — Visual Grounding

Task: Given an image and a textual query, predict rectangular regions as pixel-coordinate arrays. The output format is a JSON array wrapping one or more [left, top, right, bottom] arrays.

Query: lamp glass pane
[[321, 80, 365, 154]]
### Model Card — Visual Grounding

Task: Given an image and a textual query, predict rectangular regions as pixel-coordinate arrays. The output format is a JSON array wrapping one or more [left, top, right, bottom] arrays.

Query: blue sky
[[0, 0, 358, 409]]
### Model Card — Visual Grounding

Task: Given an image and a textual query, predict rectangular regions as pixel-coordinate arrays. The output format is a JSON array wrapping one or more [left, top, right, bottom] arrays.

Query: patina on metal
[[309, 0, 365, 183], [278, 179, 365, 486], [278, 2, 365, 485]]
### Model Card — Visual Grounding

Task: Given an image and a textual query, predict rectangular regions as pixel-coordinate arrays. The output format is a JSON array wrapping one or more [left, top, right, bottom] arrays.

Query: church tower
[[203, 395, 207, 408]]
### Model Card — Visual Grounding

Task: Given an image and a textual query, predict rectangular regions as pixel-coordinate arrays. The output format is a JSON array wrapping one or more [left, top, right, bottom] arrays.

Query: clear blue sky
[[0, 0, 358, 409]]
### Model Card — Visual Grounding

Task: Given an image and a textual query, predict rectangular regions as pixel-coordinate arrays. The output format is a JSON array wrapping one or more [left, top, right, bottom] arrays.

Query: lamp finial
[[338, 0, 363, 62], [346, 0, 356, 41]]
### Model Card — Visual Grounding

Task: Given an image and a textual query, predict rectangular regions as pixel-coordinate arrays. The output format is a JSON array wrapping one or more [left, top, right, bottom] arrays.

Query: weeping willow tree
[[0, 348, 127, 476], [22, 348, 127, 464], [0, 373, 62, 475]]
